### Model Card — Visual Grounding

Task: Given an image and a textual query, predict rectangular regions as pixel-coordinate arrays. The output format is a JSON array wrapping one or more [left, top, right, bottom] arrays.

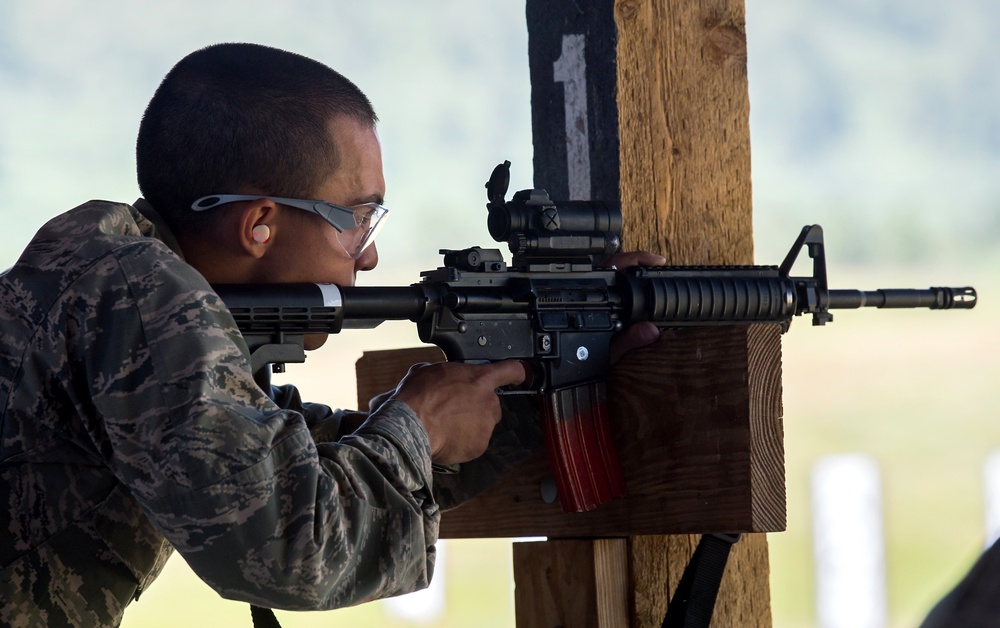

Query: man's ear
[[238, 200, 279, 258]]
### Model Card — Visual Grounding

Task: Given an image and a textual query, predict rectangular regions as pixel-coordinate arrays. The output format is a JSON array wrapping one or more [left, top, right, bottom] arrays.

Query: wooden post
[[519, 0, 774, 625], [513, 539, 629, 627]]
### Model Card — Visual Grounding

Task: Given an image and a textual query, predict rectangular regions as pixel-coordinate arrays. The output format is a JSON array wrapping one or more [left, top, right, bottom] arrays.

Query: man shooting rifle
[[0, 43, 660, 626]]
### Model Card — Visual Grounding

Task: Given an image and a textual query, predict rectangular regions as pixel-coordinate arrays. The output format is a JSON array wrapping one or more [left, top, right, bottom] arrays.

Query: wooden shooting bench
[[357, 1, 783, 625]]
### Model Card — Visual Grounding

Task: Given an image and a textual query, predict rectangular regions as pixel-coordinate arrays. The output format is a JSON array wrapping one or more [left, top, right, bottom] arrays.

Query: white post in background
[[983, 451, 1000, 548], [383, 541, 446, 624], [812, 454, 888, 628]]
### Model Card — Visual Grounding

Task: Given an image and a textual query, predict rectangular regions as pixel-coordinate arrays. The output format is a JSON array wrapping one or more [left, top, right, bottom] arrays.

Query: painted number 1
[[553, 34, 592, 201]]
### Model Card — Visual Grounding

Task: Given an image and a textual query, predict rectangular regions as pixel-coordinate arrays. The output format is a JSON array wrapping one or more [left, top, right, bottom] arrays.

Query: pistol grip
[[542, 381, 627, 512]]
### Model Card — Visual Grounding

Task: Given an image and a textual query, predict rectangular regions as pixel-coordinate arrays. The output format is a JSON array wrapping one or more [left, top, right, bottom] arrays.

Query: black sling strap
[[248, 367, 284, 628], [662, 533, 741, 628], [250, 605, 282, 628]]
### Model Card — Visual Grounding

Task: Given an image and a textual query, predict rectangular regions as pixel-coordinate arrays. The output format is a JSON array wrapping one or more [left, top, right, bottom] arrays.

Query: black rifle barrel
[[827, 287, 977, 310]]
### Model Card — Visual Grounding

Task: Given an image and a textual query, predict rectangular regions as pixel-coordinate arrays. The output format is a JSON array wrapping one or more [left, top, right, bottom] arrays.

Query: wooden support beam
[[512, 539, 628, 627], [615, 0, 755, 264], [614, 1, 777, 624], [627, 533, 773, 626], [356, 322, 782, 539], [358, 325, 782, 538]]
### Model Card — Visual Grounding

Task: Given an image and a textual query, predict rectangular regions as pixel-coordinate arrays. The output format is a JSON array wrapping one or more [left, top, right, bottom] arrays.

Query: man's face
[[262, 115, 385, 286]]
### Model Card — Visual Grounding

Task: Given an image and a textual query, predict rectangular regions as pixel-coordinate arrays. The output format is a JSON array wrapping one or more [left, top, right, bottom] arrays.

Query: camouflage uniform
[[0, 200, 446, 626]]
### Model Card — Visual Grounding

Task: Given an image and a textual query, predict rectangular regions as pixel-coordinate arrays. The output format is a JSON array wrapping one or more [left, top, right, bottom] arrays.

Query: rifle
[[213, 161, 977, 513]]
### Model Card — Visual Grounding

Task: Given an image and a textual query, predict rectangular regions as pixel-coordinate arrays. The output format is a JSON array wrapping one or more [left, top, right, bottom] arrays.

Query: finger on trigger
[[485, 359, 528, 388]]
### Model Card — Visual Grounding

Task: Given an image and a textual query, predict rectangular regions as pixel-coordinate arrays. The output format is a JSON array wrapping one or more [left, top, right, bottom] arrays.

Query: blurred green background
[[2, 1, 997, 626]]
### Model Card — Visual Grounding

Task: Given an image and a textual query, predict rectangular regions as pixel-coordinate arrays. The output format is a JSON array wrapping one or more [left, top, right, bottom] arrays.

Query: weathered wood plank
[[594, 539, 630, 627], [355, 324, 783, 539], [628, 533, 773, 627], [613, 0, 776, 624], [615, 0, 754, 265], [355, 346, 444, 410], [512, 538, 628, 628]]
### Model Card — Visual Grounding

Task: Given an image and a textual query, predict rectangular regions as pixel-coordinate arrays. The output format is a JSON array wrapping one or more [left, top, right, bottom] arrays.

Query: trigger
[[497, 360, 543, 395]]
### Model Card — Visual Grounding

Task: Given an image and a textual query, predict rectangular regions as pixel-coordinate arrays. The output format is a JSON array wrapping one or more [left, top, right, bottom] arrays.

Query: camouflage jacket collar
[[133, 198, 185, 260]]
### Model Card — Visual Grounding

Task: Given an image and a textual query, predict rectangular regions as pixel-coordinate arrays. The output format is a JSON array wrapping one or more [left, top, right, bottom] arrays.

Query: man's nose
[[354, 242, 378, 272]]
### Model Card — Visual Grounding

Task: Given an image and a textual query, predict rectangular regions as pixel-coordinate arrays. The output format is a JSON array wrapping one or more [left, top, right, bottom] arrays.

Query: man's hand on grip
[[390, 360, 527, 465]]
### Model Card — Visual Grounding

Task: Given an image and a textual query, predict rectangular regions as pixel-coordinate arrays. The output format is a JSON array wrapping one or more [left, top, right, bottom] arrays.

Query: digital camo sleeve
[[79, 242, 440, 610], [266, 361, 544, 511], [266, 382, 367, 442]]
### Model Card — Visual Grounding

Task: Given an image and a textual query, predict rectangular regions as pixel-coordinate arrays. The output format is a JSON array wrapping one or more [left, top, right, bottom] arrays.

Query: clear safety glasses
[[191, 194, 388, 259]]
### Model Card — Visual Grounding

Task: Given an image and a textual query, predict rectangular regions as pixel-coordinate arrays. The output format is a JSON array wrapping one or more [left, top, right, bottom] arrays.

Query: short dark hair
[[136, 42, 377, 231]]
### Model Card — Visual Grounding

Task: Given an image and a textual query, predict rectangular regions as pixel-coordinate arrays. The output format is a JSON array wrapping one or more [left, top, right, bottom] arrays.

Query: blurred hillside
[[747, 0, 1000, 265]]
